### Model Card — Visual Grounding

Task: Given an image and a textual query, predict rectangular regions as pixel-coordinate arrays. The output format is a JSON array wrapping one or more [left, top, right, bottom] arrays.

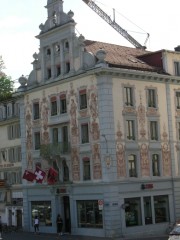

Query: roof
[[84, 40, 162, 73]]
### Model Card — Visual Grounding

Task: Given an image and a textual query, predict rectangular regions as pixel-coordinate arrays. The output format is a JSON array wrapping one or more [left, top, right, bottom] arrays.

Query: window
[[174, 62, 180, 76], [7, 124, 21, 140], [52, 128, 58, 144], [31, 201, 52, 226], [144, 197, 152, 224], [8, 148, 15, 163], [65, 41, 69, 50], [125, 198, 142, 227], [154, 195, 169, 223], [77, 200, 103, 228], [62, 126, 68, 152], [47, 48, 51, 55], [176, 92, 180, 109], [65, 62, 70, 73], [47, 68, 51, 79], [147, 89, 156, 108], [128, 154, 137, 177], [150, 121, 158, 140], [0, 149, 7, 162], [60, 94, 67, 114], [81, 123, 89, 144], [56, 65, 61, 76], [34, 132, 41, 150], [152, 154, 160, 176], [178, 122, 180, 140], [126, 120, 135, 140], [62, 160, 69, 182], [55, 44, 60, 52], [79, 90, 87, 110], [124, 87, 133, 106], [51, 97, 57, 116], [83, 157, 91, 180], [33, 102, 40, 120]]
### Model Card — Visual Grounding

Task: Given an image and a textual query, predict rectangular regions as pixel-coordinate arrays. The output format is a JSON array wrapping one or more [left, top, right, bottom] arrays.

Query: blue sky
[[0, 0, 179, 81]]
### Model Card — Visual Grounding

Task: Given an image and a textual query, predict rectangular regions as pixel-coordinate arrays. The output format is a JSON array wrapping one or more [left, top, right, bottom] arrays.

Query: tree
[[0, 56, 14, 100]]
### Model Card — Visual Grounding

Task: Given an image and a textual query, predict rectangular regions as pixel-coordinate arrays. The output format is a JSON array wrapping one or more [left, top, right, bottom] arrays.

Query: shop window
[[77, 200, 103, 228], [154, 195, 169, 223], [176, 92, 180, 109], [126, 120, 135, 140], [150, 121, 158, 140], [83, 157, 91, 181], [125, 197, 142, 227], [60, 94, 67, 114], [33, 102, 40, 120], [81, 123, 89, 144], [34, 132, 41, 150], [51, 97, 57, 116], [79, 90, 87, 110], [144, 197, 152, 224], [31, 201, 52, 226], [152, 154, 160, 176], [128, 154, 137, 177], [124, 87, 133, 106], [147, 89, 157, 108]]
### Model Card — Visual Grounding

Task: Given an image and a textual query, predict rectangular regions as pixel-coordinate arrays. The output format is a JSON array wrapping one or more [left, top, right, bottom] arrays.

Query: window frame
[[174, 61, 180, 76], [176, 91, 180, 109], [81, 123, 89, 144], [147, 89, 157, 108], [60, 94, 67, 114], [83, 157, 91, 181], [150, 121, 158, 141], [50, 97, 58, 116], [33, 102, 40, 120], [124, 86, 133, 107], [34, 132, 41, 150], [128, 154, 137, 177], [126, 120, 135, 140], [152, 153, 160, 176], [79, 90, 87, 110]]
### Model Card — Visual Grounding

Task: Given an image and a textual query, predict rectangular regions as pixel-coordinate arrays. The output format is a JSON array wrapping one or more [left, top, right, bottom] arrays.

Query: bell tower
[[46, 0, 64, 29]]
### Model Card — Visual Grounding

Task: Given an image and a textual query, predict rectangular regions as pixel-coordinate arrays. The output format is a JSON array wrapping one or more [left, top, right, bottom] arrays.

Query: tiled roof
[[84, 40, 162, 73]]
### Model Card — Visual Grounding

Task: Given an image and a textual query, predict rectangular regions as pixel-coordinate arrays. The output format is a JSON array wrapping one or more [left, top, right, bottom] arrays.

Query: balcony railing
[[40, 142, 70, 160]]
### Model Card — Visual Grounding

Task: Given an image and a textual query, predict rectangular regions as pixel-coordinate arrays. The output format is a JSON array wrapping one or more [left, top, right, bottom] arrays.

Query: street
[[0, 231, 168, 240]]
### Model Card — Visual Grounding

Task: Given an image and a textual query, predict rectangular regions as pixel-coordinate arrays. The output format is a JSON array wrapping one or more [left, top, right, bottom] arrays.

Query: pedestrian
[[56, 214, 63, 236], [34, 215, 39, 234]]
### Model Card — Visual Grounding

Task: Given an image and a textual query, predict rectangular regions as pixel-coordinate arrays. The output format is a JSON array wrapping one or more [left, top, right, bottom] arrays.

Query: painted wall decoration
[[161, 124, 171, 176], [116, 122, 126, 177], [92, 143, 102, 179], [140, 143, 150, 177], [25, 95, 33, 169], [89, 91, 100, 141], [138, 95, 146, 139], [41, 90, 50, 145], [71, 147, 80, 181]]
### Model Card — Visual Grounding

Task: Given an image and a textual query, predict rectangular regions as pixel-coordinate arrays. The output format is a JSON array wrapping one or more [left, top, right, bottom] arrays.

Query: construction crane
[[82, 0, 149, 49]]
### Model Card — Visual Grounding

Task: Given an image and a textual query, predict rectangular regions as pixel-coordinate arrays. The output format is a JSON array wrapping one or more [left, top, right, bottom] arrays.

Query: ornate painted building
[[16, 0, 180, 238]]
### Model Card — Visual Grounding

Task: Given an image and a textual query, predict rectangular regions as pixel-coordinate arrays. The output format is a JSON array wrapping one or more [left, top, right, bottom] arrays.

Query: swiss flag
[[23, 170, 36, 182], [47, 167, 58, 185], [34, 166, 46, 183]]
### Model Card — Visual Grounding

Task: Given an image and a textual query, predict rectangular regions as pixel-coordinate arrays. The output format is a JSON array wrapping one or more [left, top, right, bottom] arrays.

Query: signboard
[[141, 183, 153, 190], [98, 200, 104, 210]]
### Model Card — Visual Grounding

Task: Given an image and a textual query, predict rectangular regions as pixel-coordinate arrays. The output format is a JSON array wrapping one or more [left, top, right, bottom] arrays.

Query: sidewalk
[[0, 231, 168, 240]]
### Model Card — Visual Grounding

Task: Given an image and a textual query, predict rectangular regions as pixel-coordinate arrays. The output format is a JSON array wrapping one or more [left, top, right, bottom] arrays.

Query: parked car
[[168, 225, 180, 240]]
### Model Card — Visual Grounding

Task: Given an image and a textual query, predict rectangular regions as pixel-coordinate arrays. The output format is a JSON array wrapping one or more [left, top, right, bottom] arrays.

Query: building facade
[[0, 97, 23, 228], [15, 0, 180, 238]]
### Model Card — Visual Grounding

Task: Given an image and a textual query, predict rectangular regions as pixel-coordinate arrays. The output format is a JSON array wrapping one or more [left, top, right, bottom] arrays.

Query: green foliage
[[0, 75, 14, 101]]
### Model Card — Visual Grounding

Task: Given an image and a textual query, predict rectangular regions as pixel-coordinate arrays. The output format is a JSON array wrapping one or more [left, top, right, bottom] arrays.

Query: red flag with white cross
[[34, 166, 46, 183], [23, 170, 36, 182]]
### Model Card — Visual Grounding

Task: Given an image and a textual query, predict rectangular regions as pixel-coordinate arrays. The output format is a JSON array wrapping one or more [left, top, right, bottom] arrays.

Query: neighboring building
[[0, 97, 23, 227], [15, 0, 180, 238]]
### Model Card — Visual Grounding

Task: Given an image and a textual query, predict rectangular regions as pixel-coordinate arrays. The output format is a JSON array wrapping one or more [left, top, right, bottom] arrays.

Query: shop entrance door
[[16, 210, 22, 227], [63, 196, 71, 233]]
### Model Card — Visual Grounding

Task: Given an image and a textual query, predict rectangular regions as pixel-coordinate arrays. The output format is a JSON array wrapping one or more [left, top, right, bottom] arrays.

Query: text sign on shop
[[98, 200, 104, 210]]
